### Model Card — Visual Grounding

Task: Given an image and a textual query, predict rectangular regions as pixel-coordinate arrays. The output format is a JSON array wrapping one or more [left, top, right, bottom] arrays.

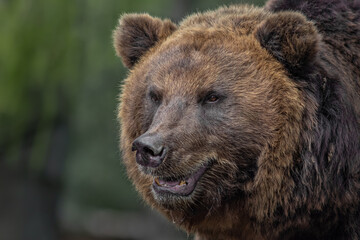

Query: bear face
[[113, 3, 360, 239], [116, 5, 307, 229], [121, 25, 293, 205]]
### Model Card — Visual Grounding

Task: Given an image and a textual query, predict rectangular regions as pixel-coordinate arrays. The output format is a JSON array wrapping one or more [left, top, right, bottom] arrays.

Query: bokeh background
[[0, 0, 265, 239]]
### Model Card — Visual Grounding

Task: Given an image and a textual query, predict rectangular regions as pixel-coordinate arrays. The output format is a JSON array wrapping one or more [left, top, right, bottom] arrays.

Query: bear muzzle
[[132, 132, 213, 197]]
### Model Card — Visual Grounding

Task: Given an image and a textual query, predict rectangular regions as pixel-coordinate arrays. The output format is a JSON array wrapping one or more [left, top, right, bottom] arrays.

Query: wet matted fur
[[113, 0, 360, 239]]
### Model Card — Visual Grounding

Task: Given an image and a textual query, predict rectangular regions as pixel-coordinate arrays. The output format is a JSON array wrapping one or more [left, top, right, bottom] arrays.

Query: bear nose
[[132, 134, 166, 168]]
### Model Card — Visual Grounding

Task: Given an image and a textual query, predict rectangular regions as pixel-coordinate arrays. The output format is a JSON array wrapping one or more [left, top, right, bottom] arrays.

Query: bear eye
[[149, 91, 161, 104], [205, 94, 220, 103]]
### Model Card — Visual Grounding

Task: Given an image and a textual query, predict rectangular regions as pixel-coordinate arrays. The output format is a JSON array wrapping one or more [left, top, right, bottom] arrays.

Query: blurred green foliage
[[0, 0, 78, 167], [0, 0, 265, 230]]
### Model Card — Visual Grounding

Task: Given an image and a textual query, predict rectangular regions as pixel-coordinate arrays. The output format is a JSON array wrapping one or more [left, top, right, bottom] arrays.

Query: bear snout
[[132, 134, 167, 168]]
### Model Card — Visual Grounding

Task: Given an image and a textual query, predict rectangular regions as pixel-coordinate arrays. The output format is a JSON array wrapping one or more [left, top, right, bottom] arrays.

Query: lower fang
[[179, 180, 186, 186], [155, 178, 161, 186]]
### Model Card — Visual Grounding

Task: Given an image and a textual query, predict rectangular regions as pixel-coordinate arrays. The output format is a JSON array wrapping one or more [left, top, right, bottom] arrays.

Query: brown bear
[[113, 0, 360, 239]]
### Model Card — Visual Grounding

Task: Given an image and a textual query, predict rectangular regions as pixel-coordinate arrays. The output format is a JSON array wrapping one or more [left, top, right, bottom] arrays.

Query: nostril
[[131, 143, 137, 151], [143, 146, 155, 156], [144, 145, 164, 157], [147, 148, 166, 168]]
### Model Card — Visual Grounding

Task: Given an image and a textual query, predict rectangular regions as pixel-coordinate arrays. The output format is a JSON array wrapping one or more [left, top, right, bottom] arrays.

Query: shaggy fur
[[113, 0, 360, 239]]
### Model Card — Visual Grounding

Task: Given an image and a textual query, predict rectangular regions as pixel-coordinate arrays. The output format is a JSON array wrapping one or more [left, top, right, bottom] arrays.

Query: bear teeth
[[154, 177, 187, 187], [155, 177, 161, 186], [179, 180, 187, 186]]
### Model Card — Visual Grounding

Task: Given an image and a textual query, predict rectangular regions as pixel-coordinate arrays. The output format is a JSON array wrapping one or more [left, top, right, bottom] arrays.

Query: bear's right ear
[[113, 14, 177, 69]]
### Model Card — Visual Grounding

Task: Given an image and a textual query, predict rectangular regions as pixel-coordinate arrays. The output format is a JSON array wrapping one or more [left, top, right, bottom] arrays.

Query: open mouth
[[152, 165, 208, 196]]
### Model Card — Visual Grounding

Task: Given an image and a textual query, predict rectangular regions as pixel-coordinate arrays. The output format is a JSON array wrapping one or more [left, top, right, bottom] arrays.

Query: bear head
[[113, 5, 321, 235]]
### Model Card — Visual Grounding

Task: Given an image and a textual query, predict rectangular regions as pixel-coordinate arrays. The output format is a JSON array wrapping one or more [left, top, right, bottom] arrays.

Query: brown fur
[[114, 1, 360, 239]]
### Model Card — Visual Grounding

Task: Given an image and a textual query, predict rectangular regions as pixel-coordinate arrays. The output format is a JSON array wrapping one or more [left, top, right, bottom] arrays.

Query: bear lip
[[152, 165, 208, 196]]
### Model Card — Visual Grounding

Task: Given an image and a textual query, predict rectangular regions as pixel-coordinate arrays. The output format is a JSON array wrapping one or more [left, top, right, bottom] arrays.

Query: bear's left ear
[[255, 12, 320, 74], [113, 14, 177, 69]]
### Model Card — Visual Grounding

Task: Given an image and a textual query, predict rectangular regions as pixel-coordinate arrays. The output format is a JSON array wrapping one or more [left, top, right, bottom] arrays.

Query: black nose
[[132, 134, 166, 168]]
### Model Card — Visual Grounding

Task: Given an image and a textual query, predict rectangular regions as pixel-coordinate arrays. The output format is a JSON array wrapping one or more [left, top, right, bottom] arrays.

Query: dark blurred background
[[0, 0, 265, 239]]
